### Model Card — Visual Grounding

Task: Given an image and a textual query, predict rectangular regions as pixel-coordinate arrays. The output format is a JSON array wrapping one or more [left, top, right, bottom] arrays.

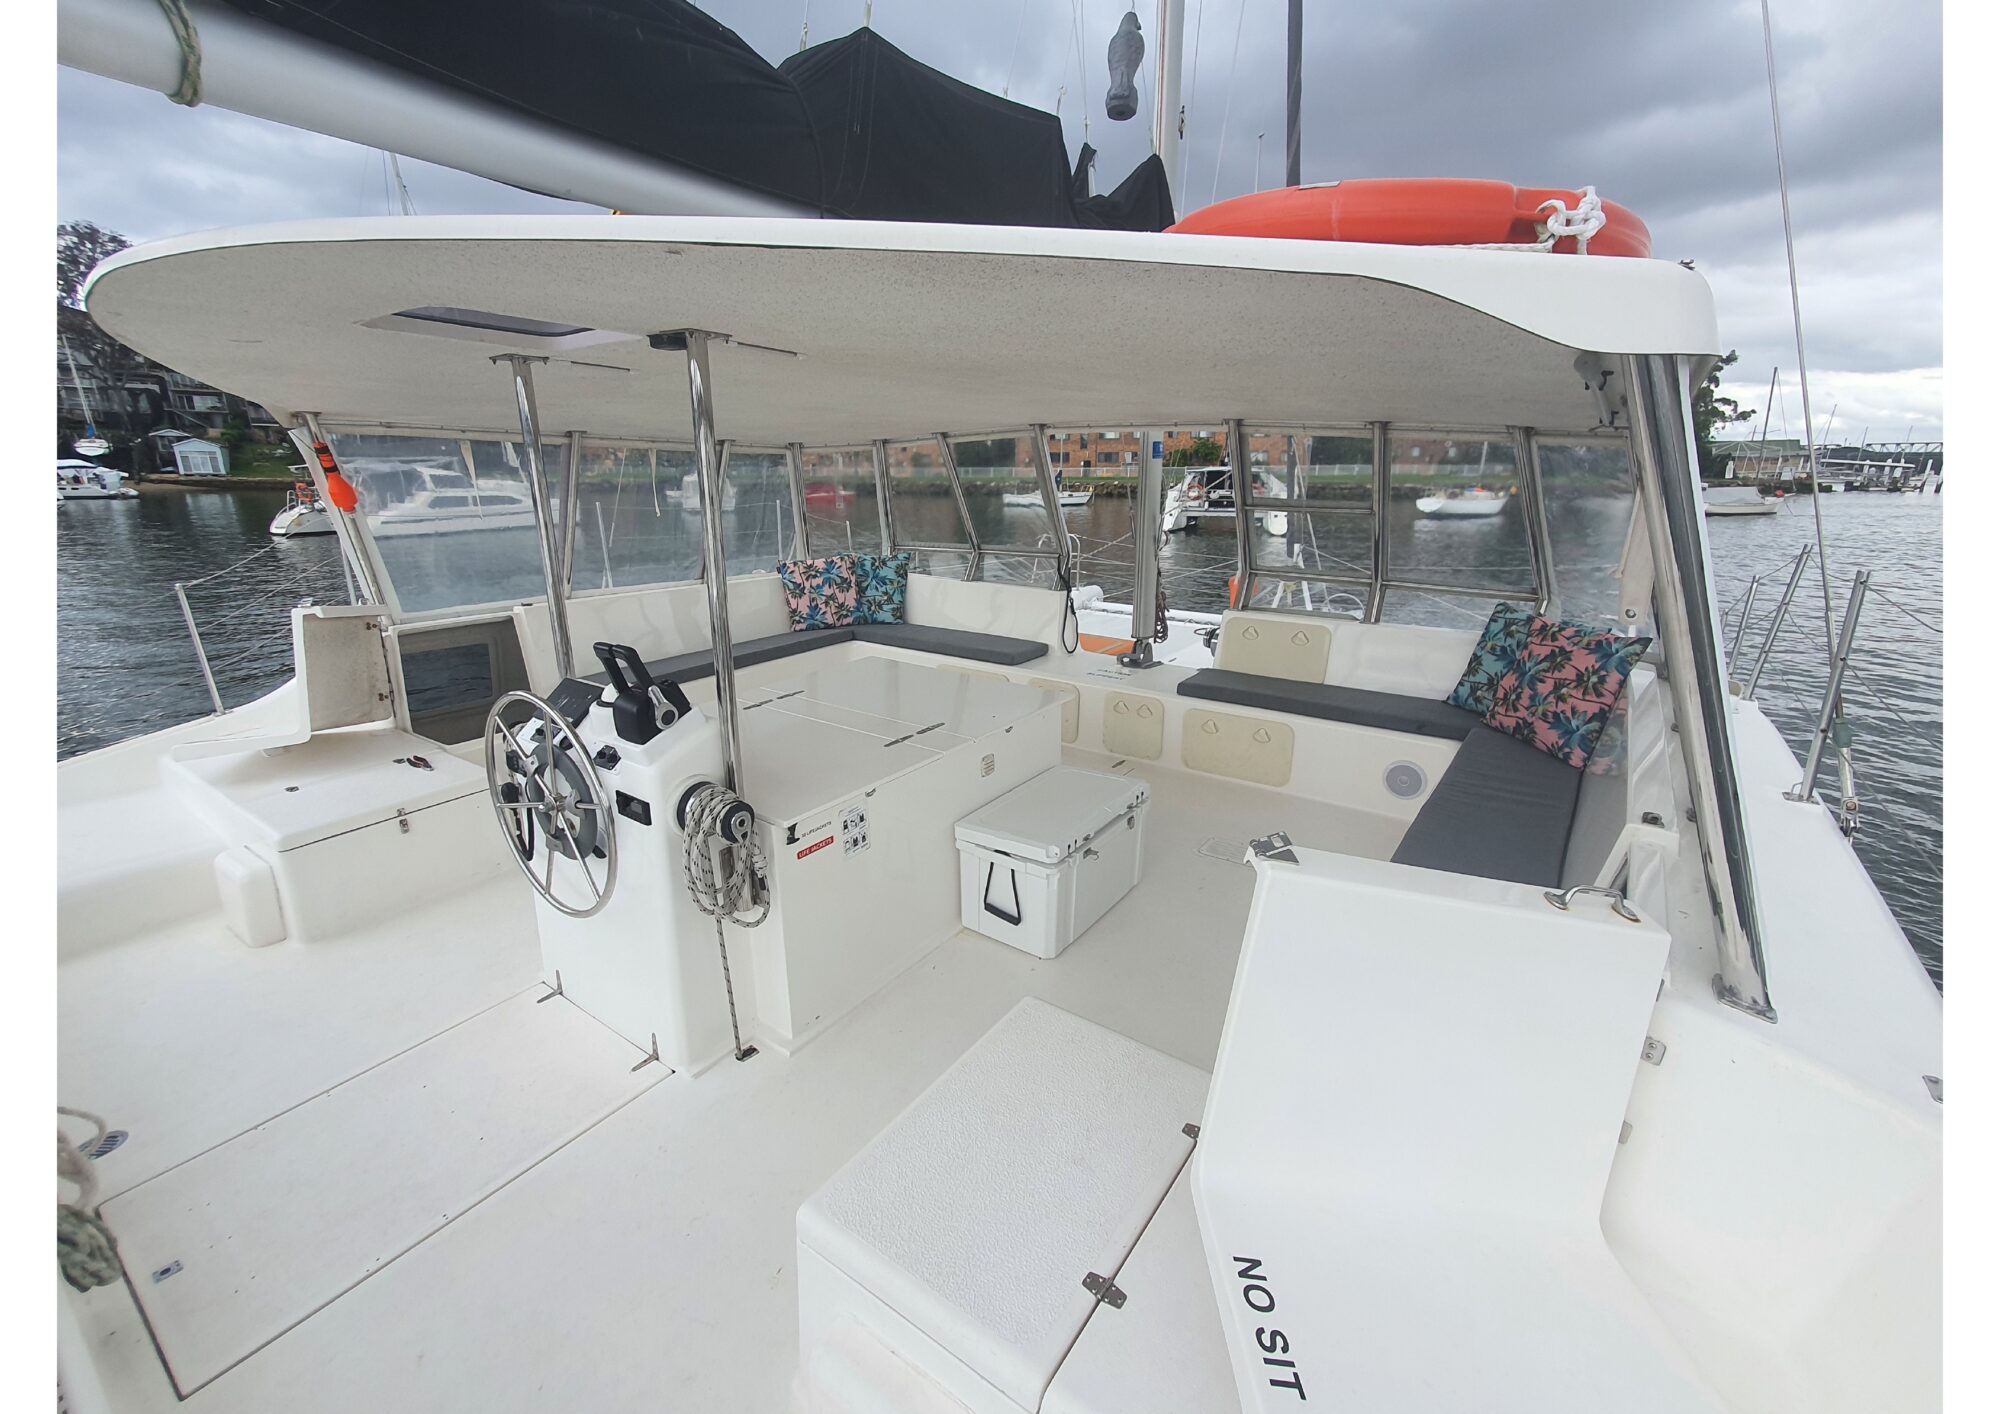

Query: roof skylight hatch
[[362, 305, 639, 354]]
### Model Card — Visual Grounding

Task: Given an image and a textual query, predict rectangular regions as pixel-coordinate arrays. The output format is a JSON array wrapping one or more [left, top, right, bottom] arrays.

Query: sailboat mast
[[1285, 0, 1302, 186], [1152, 0, 1186, 214], [62, 335, 98, 436]]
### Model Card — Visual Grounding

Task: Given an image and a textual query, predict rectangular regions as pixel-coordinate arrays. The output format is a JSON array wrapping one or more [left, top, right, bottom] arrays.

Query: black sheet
[[221, 1, 1174, 229]]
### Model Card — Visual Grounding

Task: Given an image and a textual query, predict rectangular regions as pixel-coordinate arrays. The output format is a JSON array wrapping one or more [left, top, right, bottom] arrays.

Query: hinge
[[1248, 832, 1298, 864], [1081, 1271, 1126, 1309], [1640, 1036, 1667, 1066], [1923, 1074, 1942, 1103], [395, 807, 411, 835]]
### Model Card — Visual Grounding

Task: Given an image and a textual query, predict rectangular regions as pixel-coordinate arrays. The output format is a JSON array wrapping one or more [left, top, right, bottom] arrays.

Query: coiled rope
[[679, 782, 768, 1061], [57, 1109, 121, 1292], [680, 784, 770, 927]]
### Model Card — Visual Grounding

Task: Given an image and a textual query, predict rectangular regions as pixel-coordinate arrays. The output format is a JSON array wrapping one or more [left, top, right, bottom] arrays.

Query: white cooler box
[[955, 767, 1150, 958]]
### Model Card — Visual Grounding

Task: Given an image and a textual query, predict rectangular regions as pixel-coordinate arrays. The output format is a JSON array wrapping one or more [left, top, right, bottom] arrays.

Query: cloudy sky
[[57, 0, 1942, 439]]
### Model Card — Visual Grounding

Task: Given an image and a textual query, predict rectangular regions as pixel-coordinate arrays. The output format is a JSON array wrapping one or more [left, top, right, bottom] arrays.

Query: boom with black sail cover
[[219, 0, 1175, 229]]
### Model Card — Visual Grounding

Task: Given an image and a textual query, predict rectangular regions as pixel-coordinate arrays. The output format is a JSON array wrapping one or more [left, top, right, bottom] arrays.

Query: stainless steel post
[[561, 430, 583, 589], [1228, 419, 1254, 609], [494, 354, 575, 682], [936, 434, 982, 581], [1625, 354, 1772, 1020], [1128, 429, 1164, 660], [293, 416, 386, 608], [1729, 575, 1763, 675], [1745, 544, 1813, 699], [1029, 424, 1073, 587], [873, 439, 896, 553], [1788, 570, 1871, 805], [678, 331, 747, 794], [174, 581, 226, 715], [1514, 426, 1559, 616], [1366, 421, 1391, 621], [784, 442, 810, 560]]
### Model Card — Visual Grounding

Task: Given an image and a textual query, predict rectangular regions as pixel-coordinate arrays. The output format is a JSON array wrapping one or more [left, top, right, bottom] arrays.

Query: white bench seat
[[797, 999, 1208, 1414]]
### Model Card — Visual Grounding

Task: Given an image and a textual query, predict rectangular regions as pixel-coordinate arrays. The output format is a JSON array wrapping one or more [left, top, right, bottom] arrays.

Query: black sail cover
[[219, 0, 1175, 229]]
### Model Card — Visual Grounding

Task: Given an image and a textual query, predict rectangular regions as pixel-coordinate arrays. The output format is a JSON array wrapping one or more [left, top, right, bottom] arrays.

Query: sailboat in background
[[62, 335, 113, 458]]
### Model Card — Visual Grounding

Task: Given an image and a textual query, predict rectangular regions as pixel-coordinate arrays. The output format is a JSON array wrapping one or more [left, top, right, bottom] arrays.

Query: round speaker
[[1385, 761, 1427, 799]]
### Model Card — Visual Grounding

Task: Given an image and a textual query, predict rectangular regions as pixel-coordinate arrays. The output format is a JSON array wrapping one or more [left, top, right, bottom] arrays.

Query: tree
[[1166, 436, 1223, 468], [1692, 349, 1755, 480], [57, 222, 161, 456]]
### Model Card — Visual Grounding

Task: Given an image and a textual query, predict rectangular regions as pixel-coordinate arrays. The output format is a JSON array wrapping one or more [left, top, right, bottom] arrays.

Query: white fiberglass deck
[[61, 752, 1397, 1413]]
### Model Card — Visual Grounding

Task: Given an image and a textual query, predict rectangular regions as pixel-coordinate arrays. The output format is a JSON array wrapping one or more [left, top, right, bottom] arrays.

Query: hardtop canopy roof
[[85, 215, 1721, 446]]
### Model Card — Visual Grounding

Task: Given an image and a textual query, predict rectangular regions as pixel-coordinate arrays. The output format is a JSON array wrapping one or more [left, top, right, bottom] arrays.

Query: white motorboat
[[677, 470, 738, 513], [1004, 488, 1093, 508], [361, 463, 541, 537], [58, 217, 1938, 1414], [1702, 484, 1780, 517], [1415, 486, 1511, 517], [268, 473, 337, 538], [56, 458, 136, 500], [1162, 464, 1289, 535]]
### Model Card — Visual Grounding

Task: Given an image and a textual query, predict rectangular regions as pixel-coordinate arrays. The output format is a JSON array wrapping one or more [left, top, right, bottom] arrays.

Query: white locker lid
[[954, 766, 1149, 865]]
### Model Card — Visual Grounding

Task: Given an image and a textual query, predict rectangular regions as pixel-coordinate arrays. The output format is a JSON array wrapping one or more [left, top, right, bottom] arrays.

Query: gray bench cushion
[[589, 623, 1046, 687], [850, 623, 1049, 666], [1176, 668, 1474, 741], [1391, 726, 1583, 887]]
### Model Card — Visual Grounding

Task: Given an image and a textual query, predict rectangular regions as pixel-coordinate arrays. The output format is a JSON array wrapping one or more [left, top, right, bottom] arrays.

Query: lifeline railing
[[172, 540, 354, 716]]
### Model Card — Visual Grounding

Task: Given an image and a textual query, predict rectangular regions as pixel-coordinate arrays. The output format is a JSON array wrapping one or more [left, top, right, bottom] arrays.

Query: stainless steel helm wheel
[[484, 690, 617, 918]]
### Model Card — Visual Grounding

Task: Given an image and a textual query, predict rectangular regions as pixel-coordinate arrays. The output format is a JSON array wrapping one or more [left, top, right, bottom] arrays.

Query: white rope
[[1209, 0, 1250, 206], [680, 784, 771, 927], [1536, 187, 1607, 254]]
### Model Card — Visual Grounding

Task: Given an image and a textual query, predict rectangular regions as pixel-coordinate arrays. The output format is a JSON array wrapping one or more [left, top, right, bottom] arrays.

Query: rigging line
[[1179, 0, 1208, 198], [1209, 0, 1249, 206], [1001, 0, 1026, 97], [1868, 587, 1942, 637], [1758, 0, 1837, 664]]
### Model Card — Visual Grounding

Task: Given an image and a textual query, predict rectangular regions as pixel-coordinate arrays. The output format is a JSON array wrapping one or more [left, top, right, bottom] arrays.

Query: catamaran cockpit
[[58, 218, 1939, 1414]]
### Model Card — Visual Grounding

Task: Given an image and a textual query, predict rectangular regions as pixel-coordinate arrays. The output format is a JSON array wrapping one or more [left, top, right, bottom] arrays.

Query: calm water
[[55, 484, 1941, 982]]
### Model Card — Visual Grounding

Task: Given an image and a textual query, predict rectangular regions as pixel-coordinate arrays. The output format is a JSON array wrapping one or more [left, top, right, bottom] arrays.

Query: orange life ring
[[1168, 179, 1651, 258]]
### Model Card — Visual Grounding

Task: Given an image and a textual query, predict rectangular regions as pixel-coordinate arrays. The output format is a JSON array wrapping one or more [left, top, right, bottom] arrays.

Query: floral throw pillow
[[1481, 613, 1652, 768], [1446, 602, 1539, 716], [853, 551, 912, 625], [776, 555, 859, 631]]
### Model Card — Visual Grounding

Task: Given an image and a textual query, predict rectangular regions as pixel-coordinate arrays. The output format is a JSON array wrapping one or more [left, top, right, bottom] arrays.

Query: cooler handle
[[982, 862, 1024, 927]]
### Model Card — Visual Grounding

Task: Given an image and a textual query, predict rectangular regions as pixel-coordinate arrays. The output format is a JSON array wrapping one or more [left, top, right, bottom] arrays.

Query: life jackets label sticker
[[797, 836, 834, 860]]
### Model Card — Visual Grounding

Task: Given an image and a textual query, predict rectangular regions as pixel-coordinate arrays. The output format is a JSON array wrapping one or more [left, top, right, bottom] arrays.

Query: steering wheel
[[484, 690, 618, 918]]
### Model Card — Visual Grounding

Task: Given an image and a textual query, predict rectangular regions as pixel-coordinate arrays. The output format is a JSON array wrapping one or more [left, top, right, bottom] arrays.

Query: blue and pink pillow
[[1449, 603, 1650, 769], [853, 551, 912, 625], [776, 552, 910, 630], [776, 555, 859, 630]]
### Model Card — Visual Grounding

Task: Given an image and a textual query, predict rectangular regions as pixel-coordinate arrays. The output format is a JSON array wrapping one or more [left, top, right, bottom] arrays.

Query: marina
[[49, 1, 1948, 1412]]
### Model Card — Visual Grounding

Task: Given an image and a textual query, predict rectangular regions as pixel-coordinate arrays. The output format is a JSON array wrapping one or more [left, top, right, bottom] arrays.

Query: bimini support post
[[655, 330, 746, 794], [1227, 419, 1254, 609], [1127, 430, 1165, 664], [1624, 354, 1773, 1021], [293, 413, 386, 608], [493, 354, 575, 681], [784, 442, 810, 560]]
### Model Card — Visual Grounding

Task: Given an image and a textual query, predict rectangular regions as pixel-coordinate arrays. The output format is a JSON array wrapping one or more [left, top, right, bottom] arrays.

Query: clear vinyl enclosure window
[[1533, 434, 1641, 628], [1242, 428, 1375, 587], [949, 432, 1060, 588], [328, 430, 566, 613], [717, 447, 801, 574], [882, 439, 974, 576], [567, 443, 699, 591], [800, 447, 882, 556], [1384, 432, 1533, 594]]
